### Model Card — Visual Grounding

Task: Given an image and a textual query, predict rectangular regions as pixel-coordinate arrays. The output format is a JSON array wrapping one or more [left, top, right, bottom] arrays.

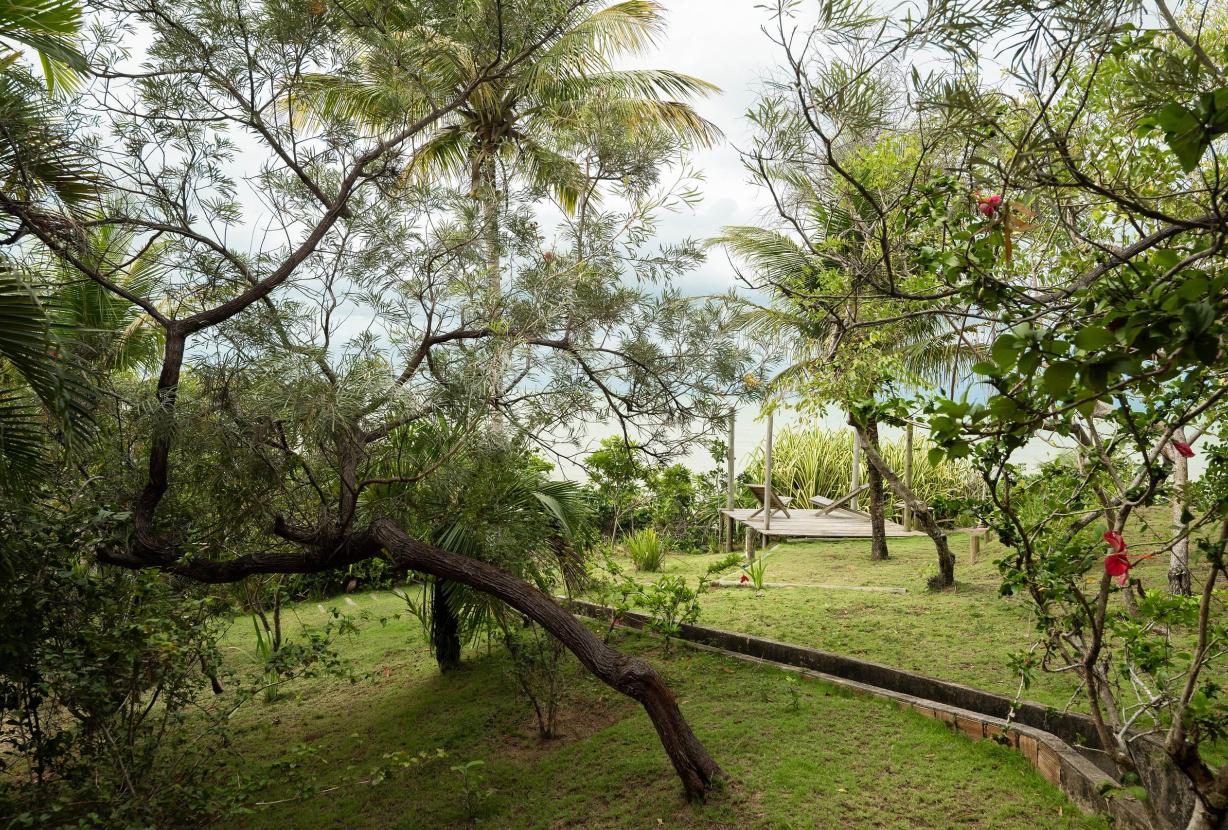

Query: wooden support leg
[[744, 525, 757, 562]]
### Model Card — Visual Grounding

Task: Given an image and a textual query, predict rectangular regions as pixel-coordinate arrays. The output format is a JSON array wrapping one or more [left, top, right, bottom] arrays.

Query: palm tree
[[296, 0, 720, 297], [0, 0, 97, 489], [50, 221, 166, 374], [368, 436, 591, 672], [0, 0, 87, 92], [717, 186, 985, 574]]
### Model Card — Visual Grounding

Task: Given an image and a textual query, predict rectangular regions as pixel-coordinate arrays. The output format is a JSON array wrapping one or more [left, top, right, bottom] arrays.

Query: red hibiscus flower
[[739, 574, 750, 584], [1173, 440, 1195, 459], [1104, 552, 1131, 586], [1103, 530, 1127, 554]]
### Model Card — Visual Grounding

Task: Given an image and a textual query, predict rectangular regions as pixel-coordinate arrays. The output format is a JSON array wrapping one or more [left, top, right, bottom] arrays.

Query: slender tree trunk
[[371, 518, 726, 801], [853, 422, 955, 587], [432, 579, 463, 673], [864, 413, 889, 561], [481, 157, 501, 299], [1168, 426, 1193, 596]]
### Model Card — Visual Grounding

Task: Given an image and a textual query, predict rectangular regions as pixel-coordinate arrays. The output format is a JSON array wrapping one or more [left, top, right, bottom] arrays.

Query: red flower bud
[[1173, 440, 1195, 459]]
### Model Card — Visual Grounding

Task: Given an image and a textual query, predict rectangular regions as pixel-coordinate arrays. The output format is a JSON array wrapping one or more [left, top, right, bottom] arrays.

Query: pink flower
[[1103, 530, 1127, 554], [1173, 440, 1195, 459], [977, 194, 1003, 216], [1104, 553, 1131, 586]]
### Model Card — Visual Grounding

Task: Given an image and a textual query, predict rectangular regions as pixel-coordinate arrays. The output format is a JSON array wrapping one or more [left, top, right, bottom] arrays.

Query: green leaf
[[991, 334, 1021, 369], [1183, 302, 1215, 335], [1043, 361, 1078, 398], [1146, 103, 1206, 171], [1192, 335, 1220, 365], [1073, 326, 1114, 351]]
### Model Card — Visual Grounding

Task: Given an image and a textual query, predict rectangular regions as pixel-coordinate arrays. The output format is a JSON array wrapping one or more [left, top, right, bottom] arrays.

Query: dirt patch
[[492, 694, 630, 761]]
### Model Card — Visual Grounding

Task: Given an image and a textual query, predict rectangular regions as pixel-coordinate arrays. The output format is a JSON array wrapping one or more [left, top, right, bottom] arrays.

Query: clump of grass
[[626, 528, 664, 572]]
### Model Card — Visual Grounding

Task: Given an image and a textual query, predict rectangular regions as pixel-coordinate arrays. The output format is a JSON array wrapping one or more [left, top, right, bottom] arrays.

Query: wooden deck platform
[[721, 506, 925, 539]]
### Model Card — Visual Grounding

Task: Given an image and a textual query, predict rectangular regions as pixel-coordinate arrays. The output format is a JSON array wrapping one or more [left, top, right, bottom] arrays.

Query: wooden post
[[763, 410, 774, 534], [903, 423, 914, 531], [725, 410, 735, 554], [969, 530, 980, 564], [850, 428, 861, 512], [744, 524, 757, 561]]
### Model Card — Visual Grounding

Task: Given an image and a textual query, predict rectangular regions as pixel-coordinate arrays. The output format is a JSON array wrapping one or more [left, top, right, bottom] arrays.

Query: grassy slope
[[222, 592, 1106, 830], [605, 527, 1186, 711]]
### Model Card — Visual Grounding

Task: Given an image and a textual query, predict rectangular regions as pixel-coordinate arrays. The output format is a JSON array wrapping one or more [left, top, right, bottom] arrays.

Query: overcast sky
[[628, 0, 783, 296], [582, 1, 850, 474]]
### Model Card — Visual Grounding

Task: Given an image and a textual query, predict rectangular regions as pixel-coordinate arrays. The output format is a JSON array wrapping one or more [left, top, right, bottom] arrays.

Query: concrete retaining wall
[[566, 599, 1169, 830]]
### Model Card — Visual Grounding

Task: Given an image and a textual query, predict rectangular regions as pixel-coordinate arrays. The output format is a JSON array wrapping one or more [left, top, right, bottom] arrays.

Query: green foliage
[[585, 437, 728, 551], [744, 554, 770, 592], [0, 502, 237, 829], [626, 526, 664, 572], [502, 622, 569, 739], [635, 574, 702, 652], [450, 759, 494, 827], [1139, 87, 1228, 172], [380, 438, 594, 664], [746, 425, 981, 520]]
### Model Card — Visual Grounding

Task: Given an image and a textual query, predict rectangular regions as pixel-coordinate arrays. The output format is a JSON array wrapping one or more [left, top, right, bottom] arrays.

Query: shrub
[[626, 527, 665, 571], [503, 622, 569, 739], [0, 503, 240, 829]]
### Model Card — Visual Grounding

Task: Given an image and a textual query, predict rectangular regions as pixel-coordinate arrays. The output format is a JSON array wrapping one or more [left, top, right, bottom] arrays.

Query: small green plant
[[744, 556, 769, 591], [637, 575, 702, 652], [451, 759, 493, 827], [252, 614, 282, 703], [783, 672, 802, 710], [626, 527, 665, 572], [592, 556, 638, 642]]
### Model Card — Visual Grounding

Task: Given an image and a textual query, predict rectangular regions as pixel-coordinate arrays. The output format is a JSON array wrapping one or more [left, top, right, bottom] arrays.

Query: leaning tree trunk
[[853, 422, 955, 587], [371, 518, 726, 801], [431, 579, 463, 673], [1167, 426, 1193, 596], [863, 414, 889, 561]]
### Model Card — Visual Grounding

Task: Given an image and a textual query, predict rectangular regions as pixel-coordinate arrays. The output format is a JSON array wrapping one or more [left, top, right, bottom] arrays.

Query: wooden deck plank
[[720, 508, 926, 538]]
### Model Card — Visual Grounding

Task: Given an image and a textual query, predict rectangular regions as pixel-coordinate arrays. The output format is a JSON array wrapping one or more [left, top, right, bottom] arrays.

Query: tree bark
[[1185, 798, 1224, 830], [863, 414, 889, 561], [853, 421, 955, 587], [431, 579, 463, 673], [371, 518, 726, 801], [1167, 426, 1193, 596]]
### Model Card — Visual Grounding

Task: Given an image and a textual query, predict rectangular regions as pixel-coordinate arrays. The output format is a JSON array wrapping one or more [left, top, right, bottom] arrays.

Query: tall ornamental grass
[[745, 425, 982, 514]]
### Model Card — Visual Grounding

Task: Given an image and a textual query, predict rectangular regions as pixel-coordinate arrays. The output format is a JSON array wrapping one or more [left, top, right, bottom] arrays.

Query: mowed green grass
[[602, 525, 1188, 711], [219, 592, 1106, 830]]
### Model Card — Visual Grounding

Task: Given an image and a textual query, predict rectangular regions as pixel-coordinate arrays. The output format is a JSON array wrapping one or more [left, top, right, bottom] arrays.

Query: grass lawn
[[219, 591, 1106, 829], [601, 526, 1186, 711]]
